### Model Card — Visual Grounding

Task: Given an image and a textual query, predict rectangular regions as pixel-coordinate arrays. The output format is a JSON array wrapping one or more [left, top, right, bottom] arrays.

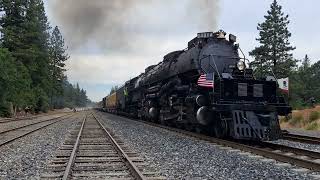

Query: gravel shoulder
[[0, 112, 83, 180], [97, 112, 320, 180]]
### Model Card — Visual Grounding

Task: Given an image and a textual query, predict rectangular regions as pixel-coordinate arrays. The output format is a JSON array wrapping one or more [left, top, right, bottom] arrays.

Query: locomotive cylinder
[[196, 95, 208, 107]]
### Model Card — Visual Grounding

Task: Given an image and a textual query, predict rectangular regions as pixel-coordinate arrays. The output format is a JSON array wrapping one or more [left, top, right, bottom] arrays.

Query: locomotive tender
[[102, 30, 291, 141]]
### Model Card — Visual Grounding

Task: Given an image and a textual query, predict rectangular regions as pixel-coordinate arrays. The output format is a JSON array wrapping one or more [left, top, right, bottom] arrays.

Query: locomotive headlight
[[237, 61, 246, 71]]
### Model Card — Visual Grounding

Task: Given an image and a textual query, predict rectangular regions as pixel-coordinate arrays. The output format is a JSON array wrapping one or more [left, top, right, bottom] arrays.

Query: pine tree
[[0, 0, 90, 116], [49, 26, 69, 108], [289, 55, 320, 108], [301, 54, 310, 70], [0, 0, 28, 54], [24, 0, 51, 112], [249, 0, 296, 78], [0, 1, 34, 115], [80, 89, 88, 107], [310, 61, 320, 103]]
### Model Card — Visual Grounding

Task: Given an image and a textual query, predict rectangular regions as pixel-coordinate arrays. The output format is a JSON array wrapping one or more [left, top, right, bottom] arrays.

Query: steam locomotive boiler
[[102, 30, 291, 141]]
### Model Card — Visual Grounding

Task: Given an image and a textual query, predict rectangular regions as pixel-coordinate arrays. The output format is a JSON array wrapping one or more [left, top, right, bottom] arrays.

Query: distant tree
[[249, 0, 296, 78], [79, 89, 88, 107], [49, 26, 69, 108], [109, 85, 119, 95], [309, 60, 320, 103], [290, 55, 320, 108]]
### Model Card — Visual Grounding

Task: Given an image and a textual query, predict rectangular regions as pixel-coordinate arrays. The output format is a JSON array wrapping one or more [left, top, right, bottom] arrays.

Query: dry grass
[[280, 105, 320, 131]]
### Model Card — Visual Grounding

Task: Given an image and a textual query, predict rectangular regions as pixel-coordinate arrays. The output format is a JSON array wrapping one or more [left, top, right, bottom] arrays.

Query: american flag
[[197, 73, 214, 88]]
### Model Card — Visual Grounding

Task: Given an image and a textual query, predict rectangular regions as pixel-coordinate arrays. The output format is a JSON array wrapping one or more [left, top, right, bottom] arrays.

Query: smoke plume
[[48, 0, 220, 52]]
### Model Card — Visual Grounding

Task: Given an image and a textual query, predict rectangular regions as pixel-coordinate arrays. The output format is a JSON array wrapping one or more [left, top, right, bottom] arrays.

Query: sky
[[44, 0, 320, 102]]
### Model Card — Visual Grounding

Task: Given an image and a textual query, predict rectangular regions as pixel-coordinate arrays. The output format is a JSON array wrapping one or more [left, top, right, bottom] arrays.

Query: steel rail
[[0, 112, 71, 124], [62, 115, 86, 180], [259, 141, 320, 159], [0, 115, 73, 147], [0, 114, 71, 135], [282, 131, 320, 145], [0, 117, 35, 124], [92, 113, 147, 180], [106, 112, 320, 171]]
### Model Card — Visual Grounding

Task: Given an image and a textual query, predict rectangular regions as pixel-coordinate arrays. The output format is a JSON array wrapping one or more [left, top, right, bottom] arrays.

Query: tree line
[[250, 0, 320, 109], [0, 0, 89, 117]]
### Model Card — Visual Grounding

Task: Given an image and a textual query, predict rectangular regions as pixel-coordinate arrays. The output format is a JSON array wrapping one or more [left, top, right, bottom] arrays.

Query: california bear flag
[[277, 77, 289, 94]]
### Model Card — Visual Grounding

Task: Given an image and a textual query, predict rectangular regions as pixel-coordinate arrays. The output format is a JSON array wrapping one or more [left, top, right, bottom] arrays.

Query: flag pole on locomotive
[[277, 77, 290, 120], [277, 77, 289, 95], [123, 87, 128, 115]]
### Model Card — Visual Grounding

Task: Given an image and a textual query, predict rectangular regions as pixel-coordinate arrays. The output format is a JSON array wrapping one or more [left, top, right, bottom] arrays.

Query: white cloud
[[65, 32, 196, 88], [66, 54, 144, 85]]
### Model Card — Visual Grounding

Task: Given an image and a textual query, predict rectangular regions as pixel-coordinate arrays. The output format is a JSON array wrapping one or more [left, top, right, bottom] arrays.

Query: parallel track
[[0, 114, 70, 135], [42, 113, 164, 180], [0, 114, 73, 147], [0, 112, 70, 124], [282, 130, 320, 145], [103, 112, 320, 172]]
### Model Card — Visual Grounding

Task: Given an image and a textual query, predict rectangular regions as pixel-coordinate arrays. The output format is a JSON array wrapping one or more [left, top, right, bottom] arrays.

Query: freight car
[[102, 30, 291, 141]]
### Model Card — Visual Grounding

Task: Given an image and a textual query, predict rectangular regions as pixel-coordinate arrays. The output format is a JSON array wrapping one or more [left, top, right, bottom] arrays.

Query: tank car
[[103, 30, 291, 141]]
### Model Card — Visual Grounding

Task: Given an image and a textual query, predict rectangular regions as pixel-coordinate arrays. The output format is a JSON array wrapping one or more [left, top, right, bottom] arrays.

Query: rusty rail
[[0, 114, 70, 135], [282, 130, 320, 145], [92, 113, 147, 180], [62, 115, 86, 180], [42, 112, 161, 179], [0, 115, 72, 147]]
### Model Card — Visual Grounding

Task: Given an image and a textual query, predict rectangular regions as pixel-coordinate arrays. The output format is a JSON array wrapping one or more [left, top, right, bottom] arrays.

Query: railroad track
[[101, 112, 320, 172], [282, 130, 320, 145], [41, 113, 164, 180], [0, 114, 74, 147], [0, 112, 70, 124], [0, 115, 44, 124]]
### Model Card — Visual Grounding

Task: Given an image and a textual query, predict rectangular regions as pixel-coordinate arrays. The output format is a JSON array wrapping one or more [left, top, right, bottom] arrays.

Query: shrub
[[306, 121, 319, 130], [279, 115, 291, 123], [289, 113, 303, 126], [309, 111, 320, 122]]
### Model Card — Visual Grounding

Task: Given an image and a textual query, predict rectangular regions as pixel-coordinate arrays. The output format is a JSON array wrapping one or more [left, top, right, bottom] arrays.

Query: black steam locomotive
[[102, 30, 291, 141]]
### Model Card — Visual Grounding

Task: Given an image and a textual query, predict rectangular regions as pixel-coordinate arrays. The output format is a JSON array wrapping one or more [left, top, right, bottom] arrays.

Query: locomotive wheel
[[160, 114, 166, 125], [184, 124, 194, 132], [195, 126, 203, 134], [212, 121, 226, 138]]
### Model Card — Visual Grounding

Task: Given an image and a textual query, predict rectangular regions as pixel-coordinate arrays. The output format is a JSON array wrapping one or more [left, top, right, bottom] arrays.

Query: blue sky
[[44, 0, 320, 102]]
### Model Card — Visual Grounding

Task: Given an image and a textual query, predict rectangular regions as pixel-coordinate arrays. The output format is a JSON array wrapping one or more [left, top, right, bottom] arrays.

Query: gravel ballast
[[97, 112, 320, 180], [0, 113, 83, 179]]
